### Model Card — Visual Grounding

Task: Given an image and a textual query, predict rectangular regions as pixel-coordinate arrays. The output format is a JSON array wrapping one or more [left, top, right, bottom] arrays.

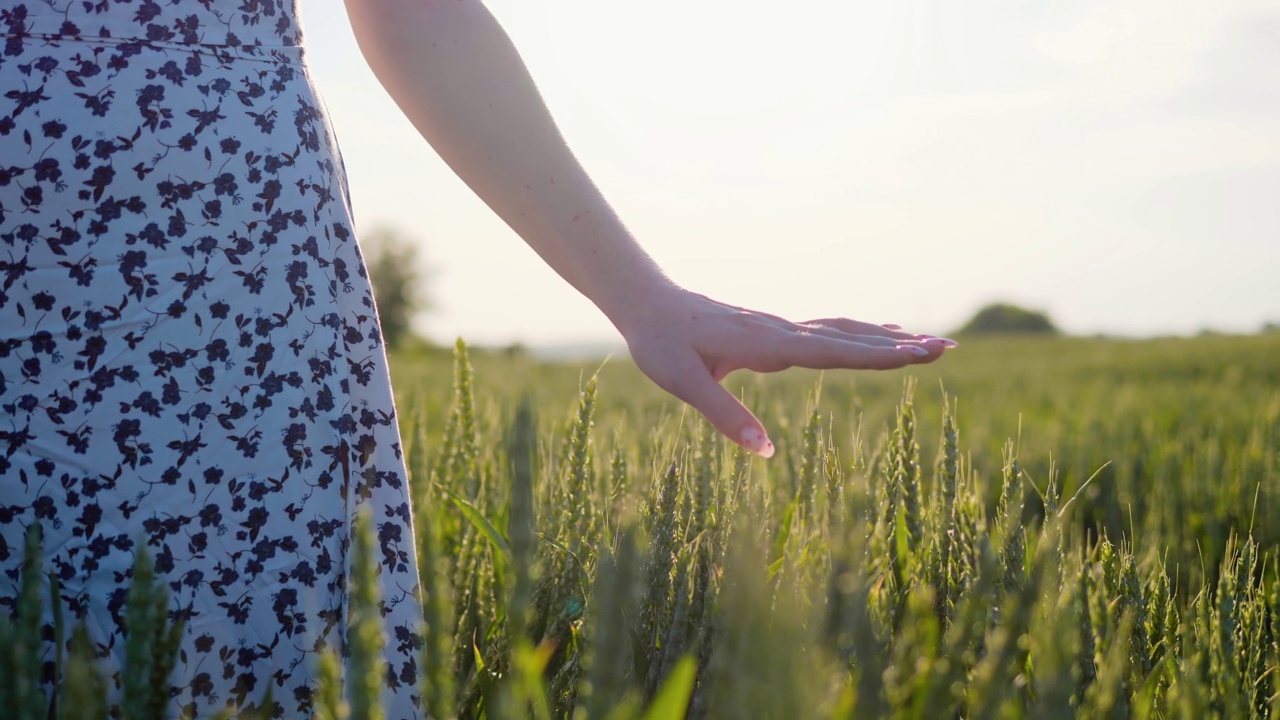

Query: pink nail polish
[[924, 337, 959, 348], [740, 426, 775, 458], [883, 323, 903, 331], [897, 344, 929, 357]]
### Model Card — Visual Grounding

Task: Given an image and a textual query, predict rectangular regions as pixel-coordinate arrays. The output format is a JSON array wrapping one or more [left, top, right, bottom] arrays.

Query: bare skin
[[344, 0, 954, 457]]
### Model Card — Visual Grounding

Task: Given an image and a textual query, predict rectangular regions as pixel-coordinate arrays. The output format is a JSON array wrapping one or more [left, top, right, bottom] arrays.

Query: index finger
[[755, 333, 934, 372], [800, 317, 924, 342]]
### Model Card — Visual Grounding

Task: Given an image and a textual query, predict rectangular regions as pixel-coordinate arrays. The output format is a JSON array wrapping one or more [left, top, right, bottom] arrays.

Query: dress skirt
[[0, 2, 423, 716]]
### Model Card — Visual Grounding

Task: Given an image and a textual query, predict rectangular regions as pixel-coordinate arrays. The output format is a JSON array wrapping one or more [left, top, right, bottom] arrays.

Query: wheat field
[[3, 333, 1278, 718]]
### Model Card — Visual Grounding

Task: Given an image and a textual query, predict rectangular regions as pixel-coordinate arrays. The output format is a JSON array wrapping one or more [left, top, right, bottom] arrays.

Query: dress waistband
[[0, 0, 305, 64], [1, 32, 306, 65]]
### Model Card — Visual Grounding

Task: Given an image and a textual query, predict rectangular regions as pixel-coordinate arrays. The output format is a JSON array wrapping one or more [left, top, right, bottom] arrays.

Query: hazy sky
[[303, 0, 1280, 346]]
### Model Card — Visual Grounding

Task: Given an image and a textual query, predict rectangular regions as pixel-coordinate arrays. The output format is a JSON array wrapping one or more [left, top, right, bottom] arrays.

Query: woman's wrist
[[599, 271, 688, 343]]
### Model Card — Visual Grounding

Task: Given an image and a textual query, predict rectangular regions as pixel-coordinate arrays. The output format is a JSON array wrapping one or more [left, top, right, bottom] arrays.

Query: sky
[[301, 0, 1280, 347]]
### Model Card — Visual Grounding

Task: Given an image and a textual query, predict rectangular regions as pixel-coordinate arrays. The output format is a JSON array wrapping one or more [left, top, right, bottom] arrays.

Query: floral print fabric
[[0, 1, 423, 716]]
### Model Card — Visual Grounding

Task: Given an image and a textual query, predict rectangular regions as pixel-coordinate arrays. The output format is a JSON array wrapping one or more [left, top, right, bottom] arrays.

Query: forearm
[[343, 0, 676, 334], [342, 0, 950, 455]]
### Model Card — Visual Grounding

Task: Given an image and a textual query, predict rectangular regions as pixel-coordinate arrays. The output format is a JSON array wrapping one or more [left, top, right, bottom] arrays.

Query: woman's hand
[[620, 287, 954, 457], [345, 1, 953, 456]]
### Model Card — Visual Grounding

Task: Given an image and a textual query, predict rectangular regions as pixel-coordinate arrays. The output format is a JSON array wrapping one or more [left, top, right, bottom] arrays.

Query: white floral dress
[[0, 1, 423, 716]]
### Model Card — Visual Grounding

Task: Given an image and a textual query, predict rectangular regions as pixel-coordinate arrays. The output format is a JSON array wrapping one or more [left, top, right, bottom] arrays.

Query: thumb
[[667, 365, 775, 458]]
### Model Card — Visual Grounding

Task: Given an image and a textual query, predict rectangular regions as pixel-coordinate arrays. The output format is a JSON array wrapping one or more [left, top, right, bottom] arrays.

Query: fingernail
[[883, 323, 903, 330], [922, 336, 959, 348], [897, 344, 929, 356], [740, 426, 775, 458]]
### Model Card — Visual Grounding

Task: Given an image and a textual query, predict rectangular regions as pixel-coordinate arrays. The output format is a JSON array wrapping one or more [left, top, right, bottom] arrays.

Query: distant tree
[[1263, 321, 1280, 334], [362, 226, 430, 349], [502, 342, 531, 359], [956, 302, 1059, 336]]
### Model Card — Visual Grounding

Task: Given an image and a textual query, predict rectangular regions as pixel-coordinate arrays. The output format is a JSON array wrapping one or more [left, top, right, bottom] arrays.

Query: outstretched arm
[[344, 0, 953, 456]]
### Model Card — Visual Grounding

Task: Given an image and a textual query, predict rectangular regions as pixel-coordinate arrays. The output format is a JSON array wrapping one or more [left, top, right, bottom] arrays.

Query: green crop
[[1, 333, 1277, 718]]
